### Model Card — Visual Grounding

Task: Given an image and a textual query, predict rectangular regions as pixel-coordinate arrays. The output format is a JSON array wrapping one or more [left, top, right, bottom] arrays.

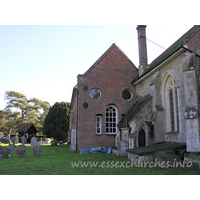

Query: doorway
[[138, 129, 145, 147]]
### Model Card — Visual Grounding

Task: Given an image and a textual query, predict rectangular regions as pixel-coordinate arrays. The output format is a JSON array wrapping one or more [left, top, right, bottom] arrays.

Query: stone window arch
[[138, 129, 146, 147], [105, 105, 118, 134], [162, 73, 179, 133]]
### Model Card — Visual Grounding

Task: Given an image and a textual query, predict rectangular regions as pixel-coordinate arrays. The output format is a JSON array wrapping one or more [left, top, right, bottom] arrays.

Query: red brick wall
[[69, 88, 77, 128], [187, 29, 200, 54], [76, 44, 138, 150]]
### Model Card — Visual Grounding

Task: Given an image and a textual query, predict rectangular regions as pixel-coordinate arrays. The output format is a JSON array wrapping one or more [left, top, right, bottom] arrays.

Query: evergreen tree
[[5, 91, 28, 122], [44, 102, 71, 142], [0, 110, 21, 141], [3, 91, 50, 135]]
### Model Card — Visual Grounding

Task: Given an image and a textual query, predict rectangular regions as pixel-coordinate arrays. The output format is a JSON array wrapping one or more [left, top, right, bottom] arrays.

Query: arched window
[[105, 105, 118, 134], [164, 75, 179, 132]]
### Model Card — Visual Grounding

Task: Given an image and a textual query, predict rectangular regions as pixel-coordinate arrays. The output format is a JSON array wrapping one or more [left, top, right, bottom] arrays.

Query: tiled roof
[[132, 25, 200, 84], [117, 94, 152, 128], [17, 123, 38, 133]]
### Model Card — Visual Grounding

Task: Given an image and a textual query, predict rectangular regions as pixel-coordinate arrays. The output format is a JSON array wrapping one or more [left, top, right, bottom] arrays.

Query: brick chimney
[[137, 25, 148, 76]]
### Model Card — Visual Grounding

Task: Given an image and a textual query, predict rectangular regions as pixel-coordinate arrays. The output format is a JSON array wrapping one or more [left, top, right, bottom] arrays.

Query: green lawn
[[0, 144, 199, 175]]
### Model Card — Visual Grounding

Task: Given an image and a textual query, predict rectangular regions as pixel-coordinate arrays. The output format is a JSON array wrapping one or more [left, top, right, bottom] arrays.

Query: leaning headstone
[[1, 147, 11, 158], [16, 145, 26, 157], [31, 137, 38, 148], [33, 146, 42, 157], [21, 136, 26, 146], [9, 143, 15, 151]]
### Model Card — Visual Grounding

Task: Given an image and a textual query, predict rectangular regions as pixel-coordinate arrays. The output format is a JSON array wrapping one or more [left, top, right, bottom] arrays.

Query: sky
[[0, 25, 194, 110]]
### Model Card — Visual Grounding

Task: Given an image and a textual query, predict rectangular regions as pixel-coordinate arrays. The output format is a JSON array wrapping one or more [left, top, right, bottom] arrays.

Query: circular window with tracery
[[122, 90, 132, 101], [89, 88, 101, 100]]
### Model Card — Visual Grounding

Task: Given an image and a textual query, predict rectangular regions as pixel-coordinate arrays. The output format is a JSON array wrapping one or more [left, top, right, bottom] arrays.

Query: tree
[[4, 91, 28, 122], [4, 91, 50, 135], [28, 97, 50, 133], [0, 109, 21, 141], [44, 102, 71, 142]]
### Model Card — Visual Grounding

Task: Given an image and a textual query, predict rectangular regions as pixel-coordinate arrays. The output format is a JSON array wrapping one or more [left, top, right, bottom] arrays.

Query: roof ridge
[[83, 43, 116, 77], [83, 43, 137, 77], [132, 25, 200, 84]]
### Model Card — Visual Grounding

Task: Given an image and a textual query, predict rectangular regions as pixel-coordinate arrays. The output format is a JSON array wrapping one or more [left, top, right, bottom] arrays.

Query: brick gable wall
[[76, 45, 138, 150], [187, 29, 200, 54]]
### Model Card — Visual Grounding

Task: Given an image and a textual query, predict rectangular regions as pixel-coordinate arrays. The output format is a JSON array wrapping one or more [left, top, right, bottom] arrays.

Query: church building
[[69, 43, 138, 151], [117, 25, 200, 156], [69, 25, 200, 158]]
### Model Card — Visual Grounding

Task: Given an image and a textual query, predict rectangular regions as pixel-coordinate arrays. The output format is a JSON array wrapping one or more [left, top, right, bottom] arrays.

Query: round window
[[89, 88, 101, 100], [122, 90, 132, 101], [83, 86, 88, 91], [83, 103, 88, 108]]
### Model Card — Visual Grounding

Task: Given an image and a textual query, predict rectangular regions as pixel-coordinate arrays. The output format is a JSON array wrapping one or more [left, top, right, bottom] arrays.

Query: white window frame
[[96, 115, 102, 134], [105, 105, 118, 134]]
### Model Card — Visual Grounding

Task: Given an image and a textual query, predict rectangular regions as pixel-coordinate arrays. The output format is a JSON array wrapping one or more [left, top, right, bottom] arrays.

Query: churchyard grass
[[0, 144, 199, 175]]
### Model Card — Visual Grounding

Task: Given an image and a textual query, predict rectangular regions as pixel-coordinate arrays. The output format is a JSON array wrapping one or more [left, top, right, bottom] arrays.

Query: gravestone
[[11, 136, 18, 144], [11, 137, 16, 146], [6, 135, 10, 143], [40, 137, 43, 144], [59, 140, 63, 146], [15, 136, 19, 144], [16, 145, 26, 157], [9, 143, 15, 151], [51, 140, 57, 146], [0, 145, 2, 158], [31, 137, 38, 148], [1, 147, 11, 158], [21, 136, 26, 145], [119, 140, 128, 157], [33, 146, 42, 156]]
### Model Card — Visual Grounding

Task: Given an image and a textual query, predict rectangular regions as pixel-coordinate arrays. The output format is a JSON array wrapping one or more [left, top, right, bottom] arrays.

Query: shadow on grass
[[0, 145, 199, 175]]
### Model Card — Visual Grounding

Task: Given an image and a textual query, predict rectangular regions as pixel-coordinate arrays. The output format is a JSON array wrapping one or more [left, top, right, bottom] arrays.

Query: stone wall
[[133, 50, 196, 145], [129, 98, 153, 148], [184, 152, 200, 164], [134, 49, 200, 152], [127, 152, 155, 164]]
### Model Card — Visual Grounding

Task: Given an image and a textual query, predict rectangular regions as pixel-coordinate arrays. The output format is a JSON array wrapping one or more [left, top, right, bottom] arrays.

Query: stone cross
[[21, 136, 26, 146]]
